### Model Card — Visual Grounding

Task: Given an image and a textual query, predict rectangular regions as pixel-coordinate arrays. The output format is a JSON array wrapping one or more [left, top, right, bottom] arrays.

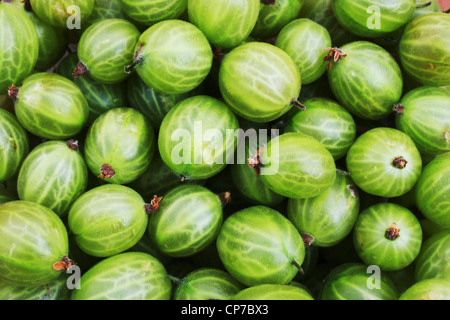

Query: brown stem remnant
[[247, 146, 265, 175], [302, 233, 314, 248], [52, 256, 75, 271], [385, 223, 400, 240], [125, 43, 145, 73], [393, 104, 405, 115], [218, 191, 231, 207], [212, 47, 226, 61], [416, 1, 432, 9], [99, 164, 115, 179], [290, 99, 307, 111], [7, 85, 19, 102], [323, 48, 347, 70], [392, 157, 408, 169], [66, 140, 79, 151], [291, 260, 304, 274], [261, 0, 276, 4], [145, 195, 163, 214], [347, 184, 359, 198], [73, 61, 88, 78]]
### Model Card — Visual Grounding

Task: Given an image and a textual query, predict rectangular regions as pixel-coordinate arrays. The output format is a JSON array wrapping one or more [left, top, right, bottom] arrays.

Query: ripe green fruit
[[398, 279, 450, 300], [327, 41, 403, 120], [0, 2, 38, 94], [219, 42, 301, 123], [0, 109, 29, 182], [332, 0, 415, 37], [127, 72, 201, 129], [275, 18, 331, 84], [158, 95, 239, 180], [319, 263, 399, 300], [399, 13, 450, 86], [121, 0, 187, 26], [75, 19, 140, 84], [353, 203, 422, 271], [84, 108, 155, 185], [251, 0, 304, 40], [148, 184, 223, 258], [68, 184, 149, 257], [216, 206, 305, 287], [233, 284, 314, 300], [0, 201, 69, 286], [395, 86, 450, 155], [57, 52, 128, 124], [10, 72, 89, 139], [30, 0, 95, 28], [258, 132, 336, 199], [188, 0, 259, 49], [130, 19, 213, 95], [0, 273, 72, 300], [9, 0, 68, 72], [17, 140, 88, 217], [346, 127, 422, 198], [174, 268, 243, 300], [287, 173, 360, 247], [284, 97, 356, 160], [72, 252, 172, 300], [415, 152, 450, 227], [415, 230, 450, 282]]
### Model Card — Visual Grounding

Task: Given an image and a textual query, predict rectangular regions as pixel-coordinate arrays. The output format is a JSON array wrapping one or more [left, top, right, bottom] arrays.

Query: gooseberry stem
[[392, 157, 408, 169], [290, 99, 306, 111], [393, 104, 405, 115], [167, 274, 182, 284], [415, 1, 432, 9], [7, 85, 19, 102], [291, 260, 304, 274], [66, 140, 79, 152], [218, 192, 231, 207], [52, 256, 75, 271], [385, 223, 400, 240], [145, 195, 163, 214], [98, 164, 115, 179]]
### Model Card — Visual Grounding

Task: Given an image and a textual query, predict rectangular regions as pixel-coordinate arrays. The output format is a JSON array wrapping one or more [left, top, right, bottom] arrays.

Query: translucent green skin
[[276, 18, 331, 85], [148, 184, 223, 258], [174, 268, 243, 300], [121, 0, 187, 26], [30, 0, 95, 28], [415, 230, 450, 282], [346, 128, 422, 198], [399, 279, 450, 300], [260, 132, 336, 199], [17, 141, 88, 217], [328, 41, 403, 120], [0, 3, 38, 94], [84, 108, 155, 185], [0, 201, 69, 286], [72, 252, 172, 300], [134, 20, 213, 95], [251, 0, 304, 39], [288, 173, 360, 247], [216, 206, 305, 287], [14, 72, 89, 139], [396, 87, 450, 155], [219, 42, 301, 123], [415, 152, 450, 227], [233, 284, 314, 300], [57, 53, 128, 124], [78, 19, 140, 84], [333, 0, 415, 37], [0, 109, 29, 182], [158, 95, 239, 180], [284, 97, 356, 160], [399, 13, 450, 86], [188, 0, 259, 49], [0, 273, 72, 300], [319, 263, 399, 300], [9, 0, 68, 72], [127, 73, 200, 129], [68, 184, 148, 258], [299, 0, 358, 47], [353, 203, 422, 271]]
